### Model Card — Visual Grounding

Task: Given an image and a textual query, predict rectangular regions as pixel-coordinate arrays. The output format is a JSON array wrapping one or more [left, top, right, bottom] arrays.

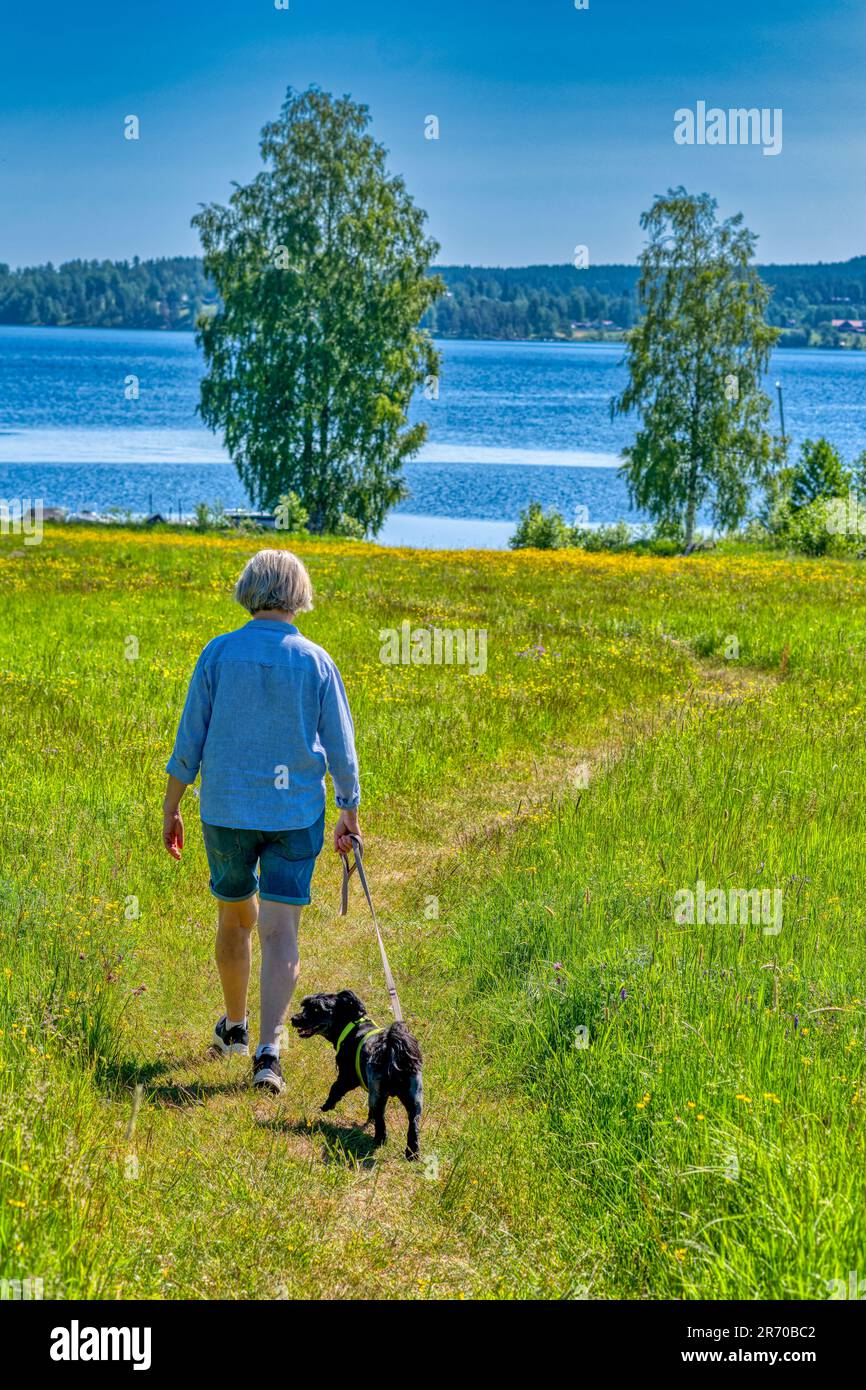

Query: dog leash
[[340, 833, 403, 1023]]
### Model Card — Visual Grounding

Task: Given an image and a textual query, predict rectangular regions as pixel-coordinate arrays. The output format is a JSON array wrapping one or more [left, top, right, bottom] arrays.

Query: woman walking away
[[162, 548, 361, 1095]]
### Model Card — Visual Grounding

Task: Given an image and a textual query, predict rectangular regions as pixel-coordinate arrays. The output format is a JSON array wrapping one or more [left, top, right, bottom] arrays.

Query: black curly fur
[[290, 989, 423, 1159]]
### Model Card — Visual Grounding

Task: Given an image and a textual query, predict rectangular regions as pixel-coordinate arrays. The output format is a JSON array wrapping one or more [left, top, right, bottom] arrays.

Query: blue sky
[[1, 0, 863, 268]]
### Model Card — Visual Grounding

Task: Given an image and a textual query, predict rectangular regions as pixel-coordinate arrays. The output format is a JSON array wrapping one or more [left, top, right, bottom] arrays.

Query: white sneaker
[[211, 1015, 250, 1056]]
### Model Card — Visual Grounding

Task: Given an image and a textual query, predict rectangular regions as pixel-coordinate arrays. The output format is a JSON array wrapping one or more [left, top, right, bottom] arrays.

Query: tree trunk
[[684, 446, 700, 548], [684, 490, 696, 548], [315, 400, 330, 531], [303, 418, 321, 530]]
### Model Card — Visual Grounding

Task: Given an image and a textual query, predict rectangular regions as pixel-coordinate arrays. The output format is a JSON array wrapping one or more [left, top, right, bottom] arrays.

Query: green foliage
[[789, 437, 849, 511], [272, 491, 363, 539], [0, 256, 214, 329], [571, 520, 632, 552], [509, 501, 573, 549], [193, 86, 444, 536], [332, 513, 365, 540], [612, 188, 780, 546], [510, 504, 689, 555], [194, 499, 227, 530], [782, 498, 853, 556], [630, 516, 689, 554], [850, 450, 866, 500], [2, 253, 865, 345], [511, 500, 700, 554], [427, 263, 637, 339], [274, 491, 309, 533], [510, 503, 696, 555], [426, 257, 866, 346], [752, 437, 864, 555]]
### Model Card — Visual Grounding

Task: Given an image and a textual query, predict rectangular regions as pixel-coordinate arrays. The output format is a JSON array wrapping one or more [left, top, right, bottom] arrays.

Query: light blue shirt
[[167, 618, 360, 831]]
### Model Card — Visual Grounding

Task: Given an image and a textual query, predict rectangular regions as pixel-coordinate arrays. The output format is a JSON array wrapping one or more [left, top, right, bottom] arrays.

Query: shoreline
[[4, 509, 718, 552], [1, 322, 864, 353]]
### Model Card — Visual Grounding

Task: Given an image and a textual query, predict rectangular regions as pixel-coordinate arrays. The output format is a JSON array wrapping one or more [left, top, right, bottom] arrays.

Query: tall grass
[[443, 676, 866, 1297], [1, 526, 864, 1297]]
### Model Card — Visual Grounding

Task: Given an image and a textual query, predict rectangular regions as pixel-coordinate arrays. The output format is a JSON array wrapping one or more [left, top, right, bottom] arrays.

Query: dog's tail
[[385, 1022, 422, 1083]]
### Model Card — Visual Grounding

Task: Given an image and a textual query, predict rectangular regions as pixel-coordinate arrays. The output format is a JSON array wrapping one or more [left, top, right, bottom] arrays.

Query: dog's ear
[[336, 989, 366, 1020]]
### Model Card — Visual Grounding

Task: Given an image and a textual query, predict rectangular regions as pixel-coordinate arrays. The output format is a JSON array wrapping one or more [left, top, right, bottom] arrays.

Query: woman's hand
[[334, 809, 360, 856], [163, 805, 184, 859], [162, 775, 190, 859]]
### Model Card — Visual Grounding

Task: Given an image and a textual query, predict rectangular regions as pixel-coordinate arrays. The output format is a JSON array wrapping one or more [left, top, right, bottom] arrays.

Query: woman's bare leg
[[216, 895, 258, 1022], [257, 901, 302, 1053]]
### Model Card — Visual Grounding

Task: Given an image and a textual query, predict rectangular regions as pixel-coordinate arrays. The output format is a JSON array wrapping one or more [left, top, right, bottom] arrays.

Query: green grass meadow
[[1, 525, 865, 1299]]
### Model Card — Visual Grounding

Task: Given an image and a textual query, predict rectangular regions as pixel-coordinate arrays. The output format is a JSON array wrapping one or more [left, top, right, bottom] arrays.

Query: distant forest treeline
[[2, 254, 866, 347], [0, 257, 214, 332]]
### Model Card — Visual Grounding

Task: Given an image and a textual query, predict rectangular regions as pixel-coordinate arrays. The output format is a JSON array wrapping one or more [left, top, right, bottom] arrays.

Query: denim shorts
[[201, 811, 326, 905]]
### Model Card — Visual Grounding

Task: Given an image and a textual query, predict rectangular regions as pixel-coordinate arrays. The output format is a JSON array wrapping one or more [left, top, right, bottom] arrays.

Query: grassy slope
[[1, 527, 864, 1299]]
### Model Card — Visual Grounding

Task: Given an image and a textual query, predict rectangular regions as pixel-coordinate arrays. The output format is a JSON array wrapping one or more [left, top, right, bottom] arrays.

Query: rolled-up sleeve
[[318, 661, 360, 809], [166, 651, 212, 785]]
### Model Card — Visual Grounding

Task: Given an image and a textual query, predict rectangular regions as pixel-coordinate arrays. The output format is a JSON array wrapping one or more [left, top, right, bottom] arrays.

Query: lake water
[[1, 326, 864, 547]]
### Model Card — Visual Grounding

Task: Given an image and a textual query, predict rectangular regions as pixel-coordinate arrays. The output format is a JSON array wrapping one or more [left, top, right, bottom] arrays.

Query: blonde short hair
[[233, 548, 314, 616]]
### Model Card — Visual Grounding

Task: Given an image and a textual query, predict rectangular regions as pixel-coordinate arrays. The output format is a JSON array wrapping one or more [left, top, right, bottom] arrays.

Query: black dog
[[290, 989, 423, 1159]]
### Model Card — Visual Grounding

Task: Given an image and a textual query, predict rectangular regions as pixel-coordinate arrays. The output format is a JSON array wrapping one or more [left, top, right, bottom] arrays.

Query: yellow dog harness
[[335, 1016, 384, 1086]]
